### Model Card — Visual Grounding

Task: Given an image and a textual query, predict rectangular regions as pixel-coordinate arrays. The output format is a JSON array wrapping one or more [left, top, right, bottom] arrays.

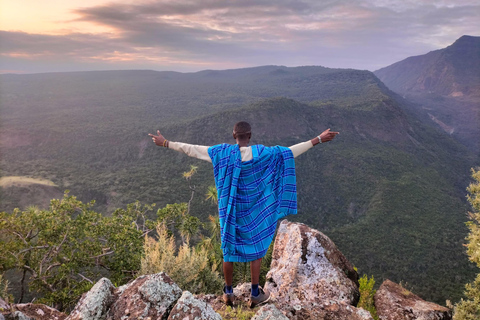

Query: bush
[[454, 168, 480, 319], [0, 273, 11, 303], [140, 223, 223, 294], [0, 193, 152, 311], [358, 274, 379, 320]]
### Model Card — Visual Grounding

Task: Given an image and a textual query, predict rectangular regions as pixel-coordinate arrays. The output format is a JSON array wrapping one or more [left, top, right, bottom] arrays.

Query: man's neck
[[236, 140, 249, 148]]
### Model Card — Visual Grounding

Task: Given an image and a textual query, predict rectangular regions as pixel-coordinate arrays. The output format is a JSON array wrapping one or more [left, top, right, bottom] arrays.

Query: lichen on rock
[[374, 279, 452, 320], [167, 291, 221, 320], [66, 278, 115, 320], [265, 220, 360, 308], [108, 272, 182, 320]]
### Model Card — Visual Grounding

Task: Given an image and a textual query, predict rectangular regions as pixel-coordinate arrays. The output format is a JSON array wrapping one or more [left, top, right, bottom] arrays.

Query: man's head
[[233, 121, 251, 143]]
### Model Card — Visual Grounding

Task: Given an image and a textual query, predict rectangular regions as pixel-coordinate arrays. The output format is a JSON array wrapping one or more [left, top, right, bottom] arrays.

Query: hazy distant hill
[[375, 35, 480, 99], [0, 66, 476, 303], [374, 35, 480, 153]]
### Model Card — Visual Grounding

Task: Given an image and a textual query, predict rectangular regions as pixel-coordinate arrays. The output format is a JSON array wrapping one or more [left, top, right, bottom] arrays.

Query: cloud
[[1, 0, 479, 73]]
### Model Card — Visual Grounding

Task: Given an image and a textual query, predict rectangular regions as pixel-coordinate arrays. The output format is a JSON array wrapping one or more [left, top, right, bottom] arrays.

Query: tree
[[156, 203, 202, 244], [454, 168, 480, 319], [205, 185, 218, 205], [0, 193, 154, 311]]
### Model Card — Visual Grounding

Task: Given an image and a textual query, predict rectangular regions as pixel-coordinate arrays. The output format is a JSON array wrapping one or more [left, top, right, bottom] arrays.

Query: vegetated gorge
[[1, 35, 479, 307]]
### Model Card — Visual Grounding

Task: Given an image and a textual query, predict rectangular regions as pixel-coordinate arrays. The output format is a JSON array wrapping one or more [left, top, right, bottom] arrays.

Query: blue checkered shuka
[[208, 143, 297, 262]]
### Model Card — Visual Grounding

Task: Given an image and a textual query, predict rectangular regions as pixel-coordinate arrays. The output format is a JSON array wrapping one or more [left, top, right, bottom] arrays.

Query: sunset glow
[[1, 0, 479, 73]]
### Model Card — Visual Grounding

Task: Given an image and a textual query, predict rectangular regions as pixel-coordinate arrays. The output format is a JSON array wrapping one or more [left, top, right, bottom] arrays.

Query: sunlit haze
[[1, 0, 479, 74]]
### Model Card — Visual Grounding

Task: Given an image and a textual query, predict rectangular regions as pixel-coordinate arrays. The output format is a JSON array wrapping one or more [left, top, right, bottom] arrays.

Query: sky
[[1, 0, 479, 74]]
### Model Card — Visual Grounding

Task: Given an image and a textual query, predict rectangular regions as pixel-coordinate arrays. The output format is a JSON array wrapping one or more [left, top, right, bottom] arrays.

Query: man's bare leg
[[222, 261, 235, 305], [223, 261, 234, 286], [248, 257, 270, 307], [250, 258, 262, 286]]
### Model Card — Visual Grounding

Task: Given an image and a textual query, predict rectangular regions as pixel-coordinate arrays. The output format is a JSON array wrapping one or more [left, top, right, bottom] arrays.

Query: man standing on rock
[[149, 122, 339, 307]]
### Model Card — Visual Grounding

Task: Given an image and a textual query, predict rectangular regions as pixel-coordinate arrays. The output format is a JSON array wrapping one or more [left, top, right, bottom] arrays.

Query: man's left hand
[[148, 130, 166, 146]]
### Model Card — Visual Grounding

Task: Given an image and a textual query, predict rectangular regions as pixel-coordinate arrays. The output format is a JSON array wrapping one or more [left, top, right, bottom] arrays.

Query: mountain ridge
[[374, 35, 480, 153], [0, 65, 476, 303], [374, 35, 480, 99]]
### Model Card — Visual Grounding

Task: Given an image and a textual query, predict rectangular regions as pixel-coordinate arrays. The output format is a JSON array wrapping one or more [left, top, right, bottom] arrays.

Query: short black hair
[[233, 121, 251, 140]]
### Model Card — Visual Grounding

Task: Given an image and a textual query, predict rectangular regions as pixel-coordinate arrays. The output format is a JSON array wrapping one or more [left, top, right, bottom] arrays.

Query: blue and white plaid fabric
[[208, 143, 297, 262]]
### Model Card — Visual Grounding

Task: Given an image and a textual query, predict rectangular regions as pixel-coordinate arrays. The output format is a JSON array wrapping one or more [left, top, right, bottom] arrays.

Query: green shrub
[[0, 193, 151, 311], [140, 223, 223, 294], [454, 168, 480, 319], [219, 305, 256, 320], [0, 273, 11, 304], [358, 274, 379, 320]]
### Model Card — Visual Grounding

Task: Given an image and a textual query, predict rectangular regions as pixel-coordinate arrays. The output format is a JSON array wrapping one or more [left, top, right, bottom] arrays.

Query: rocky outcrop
[[167, 291, 221, 320], [66, 278, 115, 320], [107, 272, 182, 320], [264, 220, 370, 319], [1, 220, 454, 320], [374, 279, 452, 320]]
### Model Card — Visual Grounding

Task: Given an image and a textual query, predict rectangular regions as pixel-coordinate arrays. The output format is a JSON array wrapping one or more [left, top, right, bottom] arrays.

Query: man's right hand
[[148, 130, 166, 147]]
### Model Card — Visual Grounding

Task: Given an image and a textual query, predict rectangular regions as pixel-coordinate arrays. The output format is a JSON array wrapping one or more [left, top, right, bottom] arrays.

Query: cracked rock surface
[[374, 279, 452, 320], [107, 272, 182, 320], [167, 291, 221, 320]]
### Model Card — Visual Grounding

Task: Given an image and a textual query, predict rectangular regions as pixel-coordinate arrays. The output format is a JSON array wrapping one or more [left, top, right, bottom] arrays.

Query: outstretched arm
[[290, 128, 339, 158], [148, 130, 212, 162]]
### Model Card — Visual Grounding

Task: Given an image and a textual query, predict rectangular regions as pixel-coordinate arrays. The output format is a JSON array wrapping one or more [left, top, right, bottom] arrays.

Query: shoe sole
[[248, 295, 270, 308]]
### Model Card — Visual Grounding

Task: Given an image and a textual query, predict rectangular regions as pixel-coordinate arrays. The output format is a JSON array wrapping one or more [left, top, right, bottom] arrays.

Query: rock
[[107, 272, 182, 320], [265, 220, 360, 309], [233, 282, 253, 305], [279, 301, 374, 320], [7, 304, 66, 320], [66, 278, 115, 320], [189, 294, 224, 315], [374, 279, 452, 320], [167, 291, 221, 320], [5, 311, 32, 320], [251, 304, 289, 320]]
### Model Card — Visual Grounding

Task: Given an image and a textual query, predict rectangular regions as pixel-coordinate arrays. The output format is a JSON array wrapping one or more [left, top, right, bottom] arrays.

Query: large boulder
[[66, 278, 115, 320], [107, 272, 182, 320], [374, 279, 452, 320], [265, 220, 360, 308], [167, 291, 221, 320]]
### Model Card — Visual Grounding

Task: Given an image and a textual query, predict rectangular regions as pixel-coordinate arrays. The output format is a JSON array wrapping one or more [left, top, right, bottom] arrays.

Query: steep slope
[[159, 96, 474, 304], [375, 35, 480, 99], [374, 35, 480, 153], [0, 67, 476, 304]]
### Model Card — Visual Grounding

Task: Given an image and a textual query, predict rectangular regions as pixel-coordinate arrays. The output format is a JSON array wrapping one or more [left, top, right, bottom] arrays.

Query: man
[[149, 122, 339, 307]]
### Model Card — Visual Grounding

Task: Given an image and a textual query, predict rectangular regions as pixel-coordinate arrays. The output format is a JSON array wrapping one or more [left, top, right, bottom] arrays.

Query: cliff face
[[1, 220, 452, 320], [374, 35, 480, 153], [374, 35, 480, 100]]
